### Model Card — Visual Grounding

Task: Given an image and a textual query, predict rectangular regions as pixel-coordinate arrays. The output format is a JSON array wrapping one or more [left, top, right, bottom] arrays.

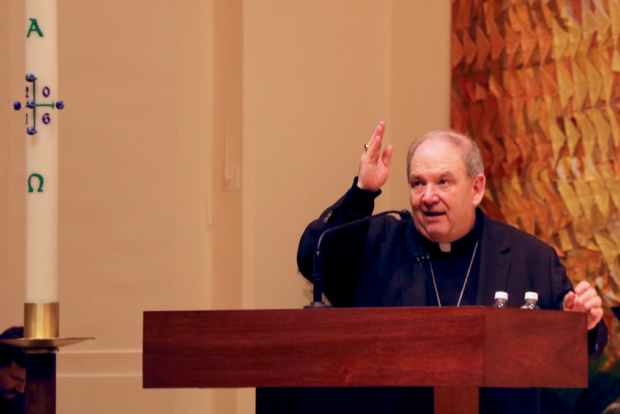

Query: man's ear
[[471, 173, 486, 207]]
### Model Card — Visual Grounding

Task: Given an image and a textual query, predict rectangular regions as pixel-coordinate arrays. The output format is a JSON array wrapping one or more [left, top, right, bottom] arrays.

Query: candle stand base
[[25, 352, 56, 414], [0, 302, 93, 414]]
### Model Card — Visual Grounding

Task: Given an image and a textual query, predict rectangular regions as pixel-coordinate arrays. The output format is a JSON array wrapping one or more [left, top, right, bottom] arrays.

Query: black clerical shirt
[[421, 208, 483, 307]]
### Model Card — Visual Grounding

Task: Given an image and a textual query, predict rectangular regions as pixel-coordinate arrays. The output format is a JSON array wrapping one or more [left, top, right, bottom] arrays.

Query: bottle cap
[[524, 292, 538, 301], [494, 291, 508, 300]]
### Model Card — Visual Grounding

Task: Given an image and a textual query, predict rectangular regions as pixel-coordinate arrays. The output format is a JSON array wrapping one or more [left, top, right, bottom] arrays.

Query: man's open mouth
[[424, 212, 444, 217]]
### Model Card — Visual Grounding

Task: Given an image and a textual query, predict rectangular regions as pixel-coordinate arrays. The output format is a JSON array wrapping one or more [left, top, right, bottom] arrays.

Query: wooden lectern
[[143, 306, 587, 414]]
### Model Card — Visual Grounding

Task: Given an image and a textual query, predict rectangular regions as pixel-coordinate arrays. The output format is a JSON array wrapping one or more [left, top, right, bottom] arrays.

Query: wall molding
[[57, 349, 142, 377]]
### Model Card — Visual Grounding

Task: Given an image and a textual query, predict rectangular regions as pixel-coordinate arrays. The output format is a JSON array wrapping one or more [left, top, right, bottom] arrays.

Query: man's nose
[[421, 184, 438, 203], [15, 381, 25, 394]]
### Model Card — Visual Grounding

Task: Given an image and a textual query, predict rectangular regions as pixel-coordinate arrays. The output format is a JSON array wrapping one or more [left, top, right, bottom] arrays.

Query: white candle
[[25, 0, 59, 303]]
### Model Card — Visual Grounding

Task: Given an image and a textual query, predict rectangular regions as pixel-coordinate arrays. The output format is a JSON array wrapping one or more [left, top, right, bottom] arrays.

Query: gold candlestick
[[0, 302, 92, 350], [25, 302, 59, 339]]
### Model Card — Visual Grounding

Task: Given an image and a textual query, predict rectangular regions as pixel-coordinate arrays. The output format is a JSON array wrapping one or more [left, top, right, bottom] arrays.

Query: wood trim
[[435, 386, 479, 414], [483, 307, 587, 388]]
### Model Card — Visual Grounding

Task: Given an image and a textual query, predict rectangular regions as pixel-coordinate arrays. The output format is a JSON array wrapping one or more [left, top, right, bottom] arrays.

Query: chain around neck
[[429, 240, 479, 307]]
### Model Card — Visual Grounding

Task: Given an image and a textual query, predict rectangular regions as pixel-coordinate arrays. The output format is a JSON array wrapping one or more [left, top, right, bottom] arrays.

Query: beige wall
[[0, 0, 11, 322], [390, 0, 452, 208], [244, 1, 393, 311], [0, 1, 450, 413], [1, 0, 27, 330]]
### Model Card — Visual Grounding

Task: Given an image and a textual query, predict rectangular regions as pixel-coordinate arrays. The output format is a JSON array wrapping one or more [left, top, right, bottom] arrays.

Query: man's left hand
[[563, 281, 604, 330]]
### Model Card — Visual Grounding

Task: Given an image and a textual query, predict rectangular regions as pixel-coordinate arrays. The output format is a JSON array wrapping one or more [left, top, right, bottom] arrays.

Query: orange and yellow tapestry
[[450, 0, 620, 359]]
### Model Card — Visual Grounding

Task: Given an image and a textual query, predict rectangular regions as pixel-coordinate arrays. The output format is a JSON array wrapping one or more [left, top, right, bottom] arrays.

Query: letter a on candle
[[27, 18, 44, 37]]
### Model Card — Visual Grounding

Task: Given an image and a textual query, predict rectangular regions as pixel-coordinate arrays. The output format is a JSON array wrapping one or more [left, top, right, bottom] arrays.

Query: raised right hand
[[357, 121, 393, 192]]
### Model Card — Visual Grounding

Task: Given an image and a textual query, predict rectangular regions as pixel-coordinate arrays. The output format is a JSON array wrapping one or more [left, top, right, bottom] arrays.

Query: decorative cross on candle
[[13, 73, 64, 135]]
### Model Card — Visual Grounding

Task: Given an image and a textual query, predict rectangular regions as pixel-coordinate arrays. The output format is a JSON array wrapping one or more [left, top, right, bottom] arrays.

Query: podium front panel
[[143, 306, 587, 390], [143, 307, 485, 388]]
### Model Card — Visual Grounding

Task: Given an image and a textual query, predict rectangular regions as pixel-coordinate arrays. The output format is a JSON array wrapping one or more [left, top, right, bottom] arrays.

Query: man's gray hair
[[406, 128, 484, 181]]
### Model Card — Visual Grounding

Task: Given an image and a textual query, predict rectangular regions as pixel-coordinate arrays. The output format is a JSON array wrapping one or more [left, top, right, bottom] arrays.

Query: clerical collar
[[421, 209, 483, 256]]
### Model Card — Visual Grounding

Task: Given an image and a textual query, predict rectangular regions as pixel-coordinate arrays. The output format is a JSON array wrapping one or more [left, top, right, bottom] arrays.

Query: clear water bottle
[[492, 291, 508, 307], [520, 292, 540, 309]]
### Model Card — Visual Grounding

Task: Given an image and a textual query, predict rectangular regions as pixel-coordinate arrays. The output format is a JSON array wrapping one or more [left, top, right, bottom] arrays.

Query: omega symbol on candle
[[27, 174, 44, 193], [13, 74, 65, 135]]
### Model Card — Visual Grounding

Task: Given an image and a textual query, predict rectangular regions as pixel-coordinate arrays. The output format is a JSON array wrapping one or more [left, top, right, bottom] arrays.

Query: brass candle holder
[[0, 303, 93, 351]]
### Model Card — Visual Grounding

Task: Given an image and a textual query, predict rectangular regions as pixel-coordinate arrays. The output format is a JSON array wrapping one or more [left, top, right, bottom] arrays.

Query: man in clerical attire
[[295, 123, 607, 414], [0, 327, 25, 414]]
